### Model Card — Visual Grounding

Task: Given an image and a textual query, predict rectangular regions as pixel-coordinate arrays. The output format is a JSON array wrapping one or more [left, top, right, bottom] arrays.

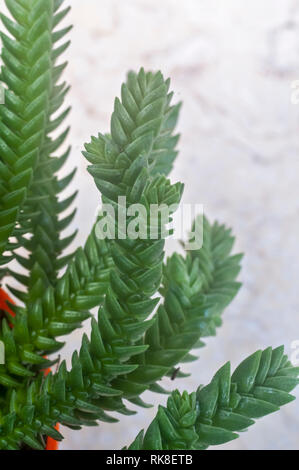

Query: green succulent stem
[[127, 346, 299, 450], [0, 0, 296, 451]]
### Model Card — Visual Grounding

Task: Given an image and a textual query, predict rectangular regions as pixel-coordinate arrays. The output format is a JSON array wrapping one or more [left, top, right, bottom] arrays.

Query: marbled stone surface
[[5, 0, 299, 450]]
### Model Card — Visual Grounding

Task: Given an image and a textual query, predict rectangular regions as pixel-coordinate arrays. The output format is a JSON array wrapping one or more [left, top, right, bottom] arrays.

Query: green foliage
[[0, 0, 297, 451], [142, 216, 242, 388], [0, 230, 112, 387], [0, 0, 76, 284], [127, 347, 299, 450]]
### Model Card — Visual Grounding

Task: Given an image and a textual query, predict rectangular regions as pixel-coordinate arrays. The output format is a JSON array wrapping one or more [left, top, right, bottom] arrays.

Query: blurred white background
[[6, 0, 299, 450]]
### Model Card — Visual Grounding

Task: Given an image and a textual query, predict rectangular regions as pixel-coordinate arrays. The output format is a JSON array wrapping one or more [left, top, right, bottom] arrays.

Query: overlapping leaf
[[127, 347, 299, 450], [0, 0, 76, 292]]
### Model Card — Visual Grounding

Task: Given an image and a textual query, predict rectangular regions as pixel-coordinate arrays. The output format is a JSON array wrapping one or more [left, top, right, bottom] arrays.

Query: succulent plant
[[0, 0, 297, 450]]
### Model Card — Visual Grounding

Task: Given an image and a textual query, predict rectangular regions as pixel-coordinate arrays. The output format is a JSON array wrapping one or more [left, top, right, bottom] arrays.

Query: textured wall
[[9, 0, 299, 450]]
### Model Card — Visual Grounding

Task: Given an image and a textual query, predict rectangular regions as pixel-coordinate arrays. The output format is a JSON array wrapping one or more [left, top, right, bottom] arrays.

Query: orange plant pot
[[0, 287, 59, 450]]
